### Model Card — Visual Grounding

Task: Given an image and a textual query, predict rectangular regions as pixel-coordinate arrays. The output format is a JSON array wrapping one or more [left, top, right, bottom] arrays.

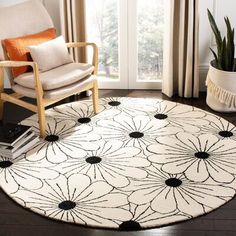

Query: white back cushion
[[28, 36, 73, 72]]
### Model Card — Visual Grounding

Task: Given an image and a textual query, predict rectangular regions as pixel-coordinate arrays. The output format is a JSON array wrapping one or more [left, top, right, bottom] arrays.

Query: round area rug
[[1, 97, 236, 230]]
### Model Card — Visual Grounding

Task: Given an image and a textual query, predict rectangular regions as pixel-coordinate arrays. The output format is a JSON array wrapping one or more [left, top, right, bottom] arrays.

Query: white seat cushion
[[12, 75, 96, 100], [14, 62, 94, 90]]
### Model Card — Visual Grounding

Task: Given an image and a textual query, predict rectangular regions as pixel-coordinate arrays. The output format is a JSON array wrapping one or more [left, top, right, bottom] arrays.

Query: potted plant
[[206, 9, 236, 112]]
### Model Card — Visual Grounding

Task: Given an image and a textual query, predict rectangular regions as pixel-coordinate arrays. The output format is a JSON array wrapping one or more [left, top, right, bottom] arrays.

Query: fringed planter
[[206, 61, 236, 112]]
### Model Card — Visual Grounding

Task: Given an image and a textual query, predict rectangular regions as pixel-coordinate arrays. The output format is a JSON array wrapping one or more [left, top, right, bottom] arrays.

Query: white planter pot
[[206, 61, 236, 112]]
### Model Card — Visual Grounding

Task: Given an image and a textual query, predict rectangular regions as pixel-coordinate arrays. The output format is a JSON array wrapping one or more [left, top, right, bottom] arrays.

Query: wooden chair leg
[[92, 80, 99, 114], [37, 103, 46, 138]]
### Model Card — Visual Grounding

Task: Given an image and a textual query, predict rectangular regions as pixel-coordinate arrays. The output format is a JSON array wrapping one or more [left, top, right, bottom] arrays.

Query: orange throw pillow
[[3, 28, 56, 77]]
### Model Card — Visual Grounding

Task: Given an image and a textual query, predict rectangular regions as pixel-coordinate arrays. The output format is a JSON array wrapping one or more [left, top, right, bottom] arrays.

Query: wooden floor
[[1, 90, 236, 236]]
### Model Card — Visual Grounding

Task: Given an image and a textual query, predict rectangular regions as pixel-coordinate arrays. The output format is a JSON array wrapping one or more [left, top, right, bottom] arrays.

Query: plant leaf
[[221, 37, 227, 70], [225, 17, 235, 71], [207, 9, 222, 57], [210, 48, 218, 66]]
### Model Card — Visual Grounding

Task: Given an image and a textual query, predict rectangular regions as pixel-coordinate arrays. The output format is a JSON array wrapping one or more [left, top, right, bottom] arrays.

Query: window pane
[[137, 0, 164, 81], [86, 0, 119, 80]]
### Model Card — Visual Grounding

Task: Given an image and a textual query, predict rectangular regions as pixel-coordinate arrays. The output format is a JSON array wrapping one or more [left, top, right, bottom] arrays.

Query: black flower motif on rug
[[146, 100, 209, 133], [1, 97, 236, 230], [148, 132, 236, 183], [24, 118, 100, 164], [55, 140, 149, 187], [15, 174, 132, 227], [47, 101, 106, 125], [201, 115, 236, 140]]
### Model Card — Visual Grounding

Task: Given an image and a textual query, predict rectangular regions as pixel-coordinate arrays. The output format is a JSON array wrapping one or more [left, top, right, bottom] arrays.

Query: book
[[0, 123, 32, 146], [0, 135, 40, 158], [0, 130, 35, 155]]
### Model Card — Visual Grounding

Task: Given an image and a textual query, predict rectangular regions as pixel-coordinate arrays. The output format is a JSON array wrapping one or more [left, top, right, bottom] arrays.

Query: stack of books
[[0, 123, 39, 158]]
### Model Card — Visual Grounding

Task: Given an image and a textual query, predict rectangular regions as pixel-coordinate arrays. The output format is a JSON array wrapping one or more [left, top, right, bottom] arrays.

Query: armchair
[[0, 0, 99, 138]]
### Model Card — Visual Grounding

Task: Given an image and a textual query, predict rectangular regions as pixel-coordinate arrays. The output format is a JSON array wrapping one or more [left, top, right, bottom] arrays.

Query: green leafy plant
[[207, 9, 235, 71]]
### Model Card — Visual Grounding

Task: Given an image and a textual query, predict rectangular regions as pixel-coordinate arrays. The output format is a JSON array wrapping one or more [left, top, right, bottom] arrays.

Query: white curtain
[[162, 0, 199, 98]]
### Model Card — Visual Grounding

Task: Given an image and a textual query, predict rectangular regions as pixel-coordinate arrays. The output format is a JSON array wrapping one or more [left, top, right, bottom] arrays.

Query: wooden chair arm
[[0, 60, 43, 96], [0, 60, 36, 68], [66, 42, 98, 75]]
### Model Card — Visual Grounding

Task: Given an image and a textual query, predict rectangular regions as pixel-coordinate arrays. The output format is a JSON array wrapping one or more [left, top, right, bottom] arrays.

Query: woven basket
[[206, 61, 236, 112]]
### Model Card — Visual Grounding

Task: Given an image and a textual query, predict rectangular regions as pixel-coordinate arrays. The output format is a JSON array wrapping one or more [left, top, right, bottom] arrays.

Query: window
[[86, 0, 119, 81], [137, 0, 164, 81], [86, 0, 165, 89]]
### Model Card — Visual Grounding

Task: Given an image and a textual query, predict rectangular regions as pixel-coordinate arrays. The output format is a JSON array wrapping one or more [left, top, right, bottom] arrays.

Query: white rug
[[1, 97, 236, 230]]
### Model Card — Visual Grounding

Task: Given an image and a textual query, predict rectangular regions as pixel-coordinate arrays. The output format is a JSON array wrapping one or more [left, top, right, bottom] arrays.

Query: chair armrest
[[0, 60, 36, 68], [66, 42, 98, 75], [0, 60, 43, 96]]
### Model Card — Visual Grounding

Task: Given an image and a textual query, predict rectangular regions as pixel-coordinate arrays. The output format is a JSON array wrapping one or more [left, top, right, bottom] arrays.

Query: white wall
[[0, 0, 60, 33], [43, 0, 61, 35], [0, 0, 40, 6], [199, 0, 236, 91]]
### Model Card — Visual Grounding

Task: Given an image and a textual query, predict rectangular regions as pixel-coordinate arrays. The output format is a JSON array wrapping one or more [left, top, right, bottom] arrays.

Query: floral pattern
[[202, 115, 236, 140], [46, 100, 108, 125], [125, 165, 235, 215], [14, 174, 132, 227], [100, 97, 158, 116], [22, 118, 100, 164], [146, 100, 209, 133], [0, 155, 59, 193], [95, 114, 181, 153], [148, 133, 236, 183], [56, 140, 150, 187], [1, 97, 236, 230]]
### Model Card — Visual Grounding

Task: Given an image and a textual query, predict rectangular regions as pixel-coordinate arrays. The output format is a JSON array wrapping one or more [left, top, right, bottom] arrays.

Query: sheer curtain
[[60, 0, 87, 63], [162, 0, 199, 98]]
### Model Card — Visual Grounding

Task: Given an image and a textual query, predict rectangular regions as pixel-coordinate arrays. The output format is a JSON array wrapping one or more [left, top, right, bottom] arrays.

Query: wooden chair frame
[[0, 42, 99, 138]]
